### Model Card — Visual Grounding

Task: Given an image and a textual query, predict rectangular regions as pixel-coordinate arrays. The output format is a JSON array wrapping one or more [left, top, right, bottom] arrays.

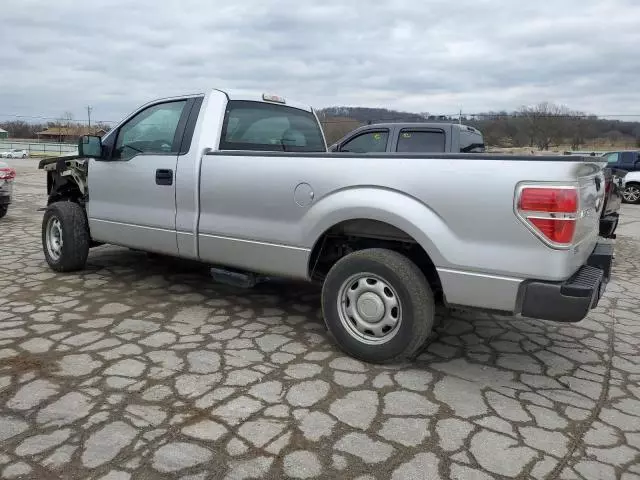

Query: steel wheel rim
[[623, 186, 640, 203], [337, 272, 402, 345], [46, 217, 63, 261]]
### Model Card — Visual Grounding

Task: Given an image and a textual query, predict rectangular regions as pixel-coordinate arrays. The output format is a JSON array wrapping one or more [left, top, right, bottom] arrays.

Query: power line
[[0, 113, 117, 124], [2, 111, 640, 125], [318, 114, 640, 124]]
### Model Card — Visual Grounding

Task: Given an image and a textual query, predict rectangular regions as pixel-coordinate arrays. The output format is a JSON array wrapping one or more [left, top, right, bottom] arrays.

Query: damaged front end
[[39, 156, 88, 205]]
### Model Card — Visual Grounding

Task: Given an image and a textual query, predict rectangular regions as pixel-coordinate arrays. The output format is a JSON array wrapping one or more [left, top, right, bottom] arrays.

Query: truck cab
[[328, 122, 485, 154]]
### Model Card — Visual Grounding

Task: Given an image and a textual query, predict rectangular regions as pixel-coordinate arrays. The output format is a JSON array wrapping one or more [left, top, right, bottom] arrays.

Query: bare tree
[[518, 102, 574, 150], [62, 112, 74, 130], [606, 130, 623, 147]]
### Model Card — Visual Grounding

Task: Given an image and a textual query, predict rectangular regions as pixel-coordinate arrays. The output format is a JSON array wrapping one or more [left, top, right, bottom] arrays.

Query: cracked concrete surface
[[1, 159, 640, 479]]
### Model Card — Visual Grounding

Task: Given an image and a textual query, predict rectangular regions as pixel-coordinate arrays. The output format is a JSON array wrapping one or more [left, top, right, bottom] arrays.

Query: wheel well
[[308, 219, 443, 300], [46, 171, 83, 205]]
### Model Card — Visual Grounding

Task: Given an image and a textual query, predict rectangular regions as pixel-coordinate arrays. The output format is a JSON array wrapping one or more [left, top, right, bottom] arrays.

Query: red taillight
[[528, 217, 576, 244], [517, 186, 578, 246], [518, 187, 577, 213], [0, 168, 15, 180]]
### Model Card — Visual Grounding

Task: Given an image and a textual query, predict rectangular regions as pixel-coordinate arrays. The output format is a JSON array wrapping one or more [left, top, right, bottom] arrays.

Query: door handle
[[155, 169, 173, 186]]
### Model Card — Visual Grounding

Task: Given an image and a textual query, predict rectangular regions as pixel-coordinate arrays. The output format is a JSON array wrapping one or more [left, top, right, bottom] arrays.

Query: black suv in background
[[602, 150, 640, 172]]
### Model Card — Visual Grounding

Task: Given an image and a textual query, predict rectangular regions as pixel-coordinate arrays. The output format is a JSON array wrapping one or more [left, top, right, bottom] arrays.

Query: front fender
[[300, 186, 449, 266]]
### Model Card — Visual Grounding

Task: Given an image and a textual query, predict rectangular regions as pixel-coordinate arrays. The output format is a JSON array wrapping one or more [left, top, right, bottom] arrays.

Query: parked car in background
[[622, 171, 640, 204], [328, 122, 485, 154], [592, 150, 640, 206], [602, 150, 640, 172], [0, 161, 15, 218], [1, 148, 29, 159]]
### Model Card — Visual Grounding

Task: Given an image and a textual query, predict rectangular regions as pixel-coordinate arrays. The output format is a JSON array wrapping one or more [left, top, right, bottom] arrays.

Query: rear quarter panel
[[197, 153, 605, 283]]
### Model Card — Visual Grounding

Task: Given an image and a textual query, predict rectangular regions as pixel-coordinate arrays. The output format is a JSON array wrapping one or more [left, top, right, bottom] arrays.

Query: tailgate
[[514, 157, 606, 280]]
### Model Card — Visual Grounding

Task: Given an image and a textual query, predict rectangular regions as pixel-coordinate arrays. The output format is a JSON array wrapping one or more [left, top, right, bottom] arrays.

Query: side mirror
[[78, 135, 103, 158]]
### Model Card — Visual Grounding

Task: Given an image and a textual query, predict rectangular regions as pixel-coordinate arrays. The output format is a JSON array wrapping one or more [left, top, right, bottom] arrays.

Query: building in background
[[37, 126, 107, 143], [0, 128, 8, 140]]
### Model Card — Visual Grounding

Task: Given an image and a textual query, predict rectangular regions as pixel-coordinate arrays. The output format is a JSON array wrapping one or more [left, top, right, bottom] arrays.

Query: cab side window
[[113, 101, 187, 160], [341, 131, 389, 153]]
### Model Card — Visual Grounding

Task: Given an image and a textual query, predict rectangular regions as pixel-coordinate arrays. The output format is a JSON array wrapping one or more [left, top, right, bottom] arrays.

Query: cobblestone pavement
[[1, 159, 640, 480]]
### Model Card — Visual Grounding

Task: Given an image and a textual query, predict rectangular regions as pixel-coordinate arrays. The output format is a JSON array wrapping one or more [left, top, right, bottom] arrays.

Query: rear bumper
[[518, 242, 613, 323]]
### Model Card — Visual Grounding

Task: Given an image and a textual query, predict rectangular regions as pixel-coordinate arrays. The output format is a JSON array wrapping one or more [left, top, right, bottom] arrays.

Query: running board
[[210, 267, 269, 289]]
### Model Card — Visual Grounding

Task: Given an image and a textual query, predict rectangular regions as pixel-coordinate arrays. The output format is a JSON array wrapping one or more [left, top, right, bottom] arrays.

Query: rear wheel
[[42, 202, 90, 272], [623, 183, 640, 204], [321, 248, 435, 364]]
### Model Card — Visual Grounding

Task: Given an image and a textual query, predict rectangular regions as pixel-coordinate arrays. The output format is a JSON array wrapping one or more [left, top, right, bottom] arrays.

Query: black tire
[[42, 201, 90, 272], [0, 205, 7, 219], [321, 248, 435, 364], [622, 182, 640, 204]]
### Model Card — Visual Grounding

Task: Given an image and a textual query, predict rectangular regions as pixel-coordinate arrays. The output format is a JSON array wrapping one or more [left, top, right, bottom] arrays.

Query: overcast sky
[[2, 0, 640, 124]]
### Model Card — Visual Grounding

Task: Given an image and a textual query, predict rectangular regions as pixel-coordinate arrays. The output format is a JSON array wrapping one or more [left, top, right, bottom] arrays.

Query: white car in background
[[623, 171, 640, 204], [0, 148, 29, 158]]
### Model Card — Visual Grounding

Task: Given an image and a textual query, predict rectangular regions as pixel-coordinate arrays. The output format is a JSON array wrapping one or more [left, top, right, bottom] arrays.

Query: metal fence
[[0, 140, 77, 157]]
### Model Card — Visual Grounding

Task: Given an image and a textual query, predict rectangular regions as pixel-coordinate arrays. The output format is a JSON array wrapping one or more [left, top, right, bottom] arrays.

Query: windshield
[[220, 100, 326, 152]]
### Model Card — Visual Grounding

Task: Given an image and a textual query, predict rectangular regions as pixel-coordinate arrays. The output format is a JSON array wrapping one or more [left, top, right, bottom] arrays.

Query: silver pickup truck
[[39, 89, 614, 363]]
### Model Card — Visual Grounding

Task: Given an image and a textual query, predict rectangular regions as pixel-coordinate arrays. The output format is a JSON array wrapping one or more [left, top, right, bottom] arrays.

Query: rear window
[[220, 101, 325, 152], [396, 130, 445, 153]]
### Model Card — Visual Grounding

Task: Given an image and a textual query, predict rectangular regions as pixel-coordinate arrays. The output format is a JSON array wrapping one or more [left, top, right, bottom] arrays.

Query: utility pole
[[459, 109, 462, 125], [87, 106, 93, 128]]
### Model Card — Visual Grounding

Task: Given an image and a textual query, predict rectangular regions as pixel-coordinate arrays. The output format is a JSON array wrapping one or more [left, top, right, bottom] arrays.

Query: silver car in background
[[1, 148, 29, 158]]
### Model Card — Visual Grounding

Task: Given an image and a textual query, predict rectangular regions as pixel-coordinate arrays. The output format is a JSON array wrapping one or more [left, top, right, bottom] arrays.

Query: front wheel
[[0, 205, 7, 219], [622, 183, 640, 204], [321, 248, 435, 364], [42, 202, 90, 272]]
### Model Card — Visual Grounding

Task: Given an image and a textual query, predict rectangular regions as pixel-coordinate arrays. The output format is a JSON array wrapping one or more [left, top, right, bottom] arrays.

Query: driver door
[[87, 99, 189, 255]]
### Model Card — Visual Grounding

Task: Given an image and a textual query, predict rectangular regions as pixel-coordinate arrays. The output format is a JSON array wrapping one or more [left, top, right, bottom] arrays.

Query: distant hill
[[318, 104, 640, 150], [318, 107, 437, 124]]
